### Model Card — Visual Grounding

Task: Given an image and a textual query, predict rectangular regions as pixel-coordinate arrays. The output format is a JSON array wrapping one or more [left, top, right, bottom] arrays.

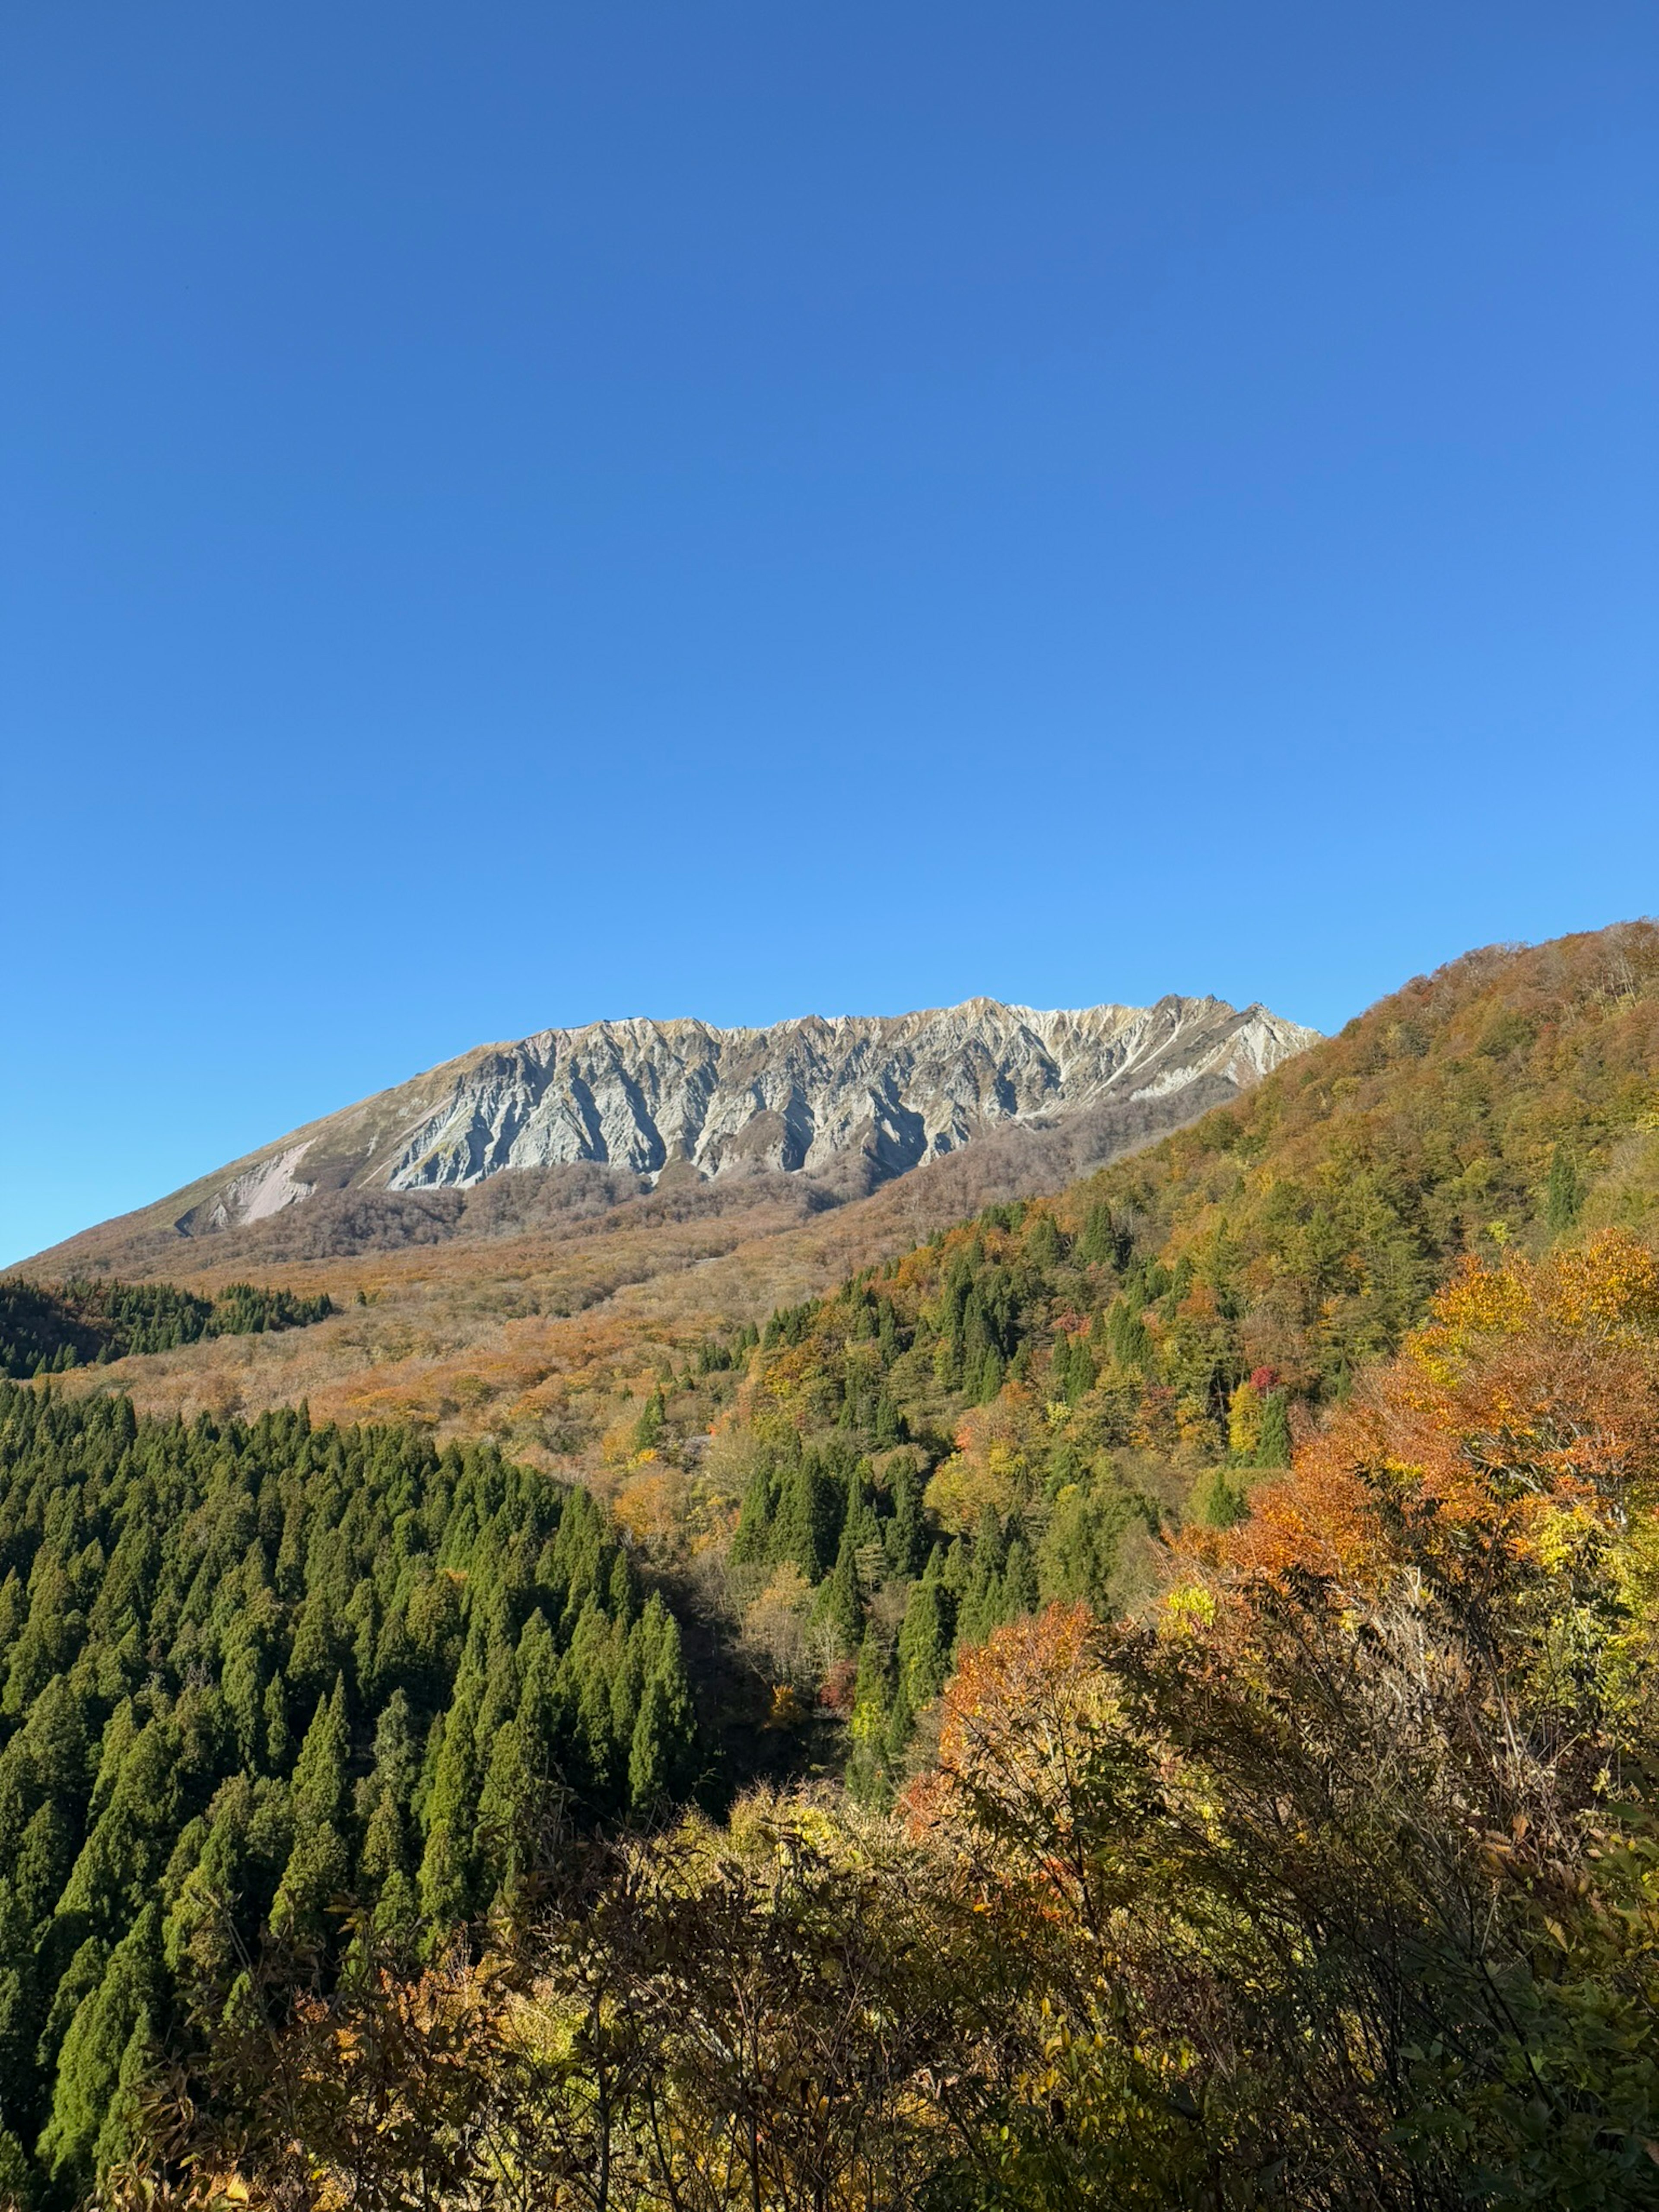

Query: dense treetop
[[0, 1388, 696, 2202]]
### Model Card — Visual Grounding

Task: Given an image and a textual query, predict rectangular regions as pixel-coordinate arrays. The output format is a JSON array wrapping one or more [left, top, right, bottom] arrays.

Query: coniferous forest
[[0, 1392, 695, 2202], [0, 1281, 333, 1380]]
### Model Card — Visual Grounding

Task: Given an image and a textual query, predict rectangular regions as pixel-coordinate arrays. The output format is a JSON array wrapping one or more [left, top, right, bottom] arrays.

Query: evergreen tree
[[0, 2124, 32, 2212], [269, 1686, 351, 1949], [288, 1677, 349, 1833], [1025, 1211, 1064, 1270], [728, 1463, 777, 1565], [955, 1506, 1008, 1649], [883, 1459, 930, 1580], [772, 1456, 842, 1583], [813, 1529, 863, 1656], [632, 1391, 666, 1455], [475, 1718, 536, 1906], [1254, 1393, 1292, 1470], [880, 1672, 915, 1779], [627, 1677, 673, 1816], [1036, 1484, 1136, 1611], [845, 1630, 893, 1806], [1546, 1144, 1585, 1234], [1074, 1199, 1127, 1267], [37, 1903, 161, 2191], [0, 1382, 703, 2201], [896, 1574, 953, 1711], [1002, 1534, 1039, 1619], [1192, 1466, 1250, 1529]]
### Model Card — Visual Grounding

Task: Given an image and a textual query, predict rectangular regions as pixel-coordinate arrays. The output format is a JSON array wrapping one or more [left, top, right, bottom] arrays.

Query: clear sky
[[2, 2, 1655, 1264]]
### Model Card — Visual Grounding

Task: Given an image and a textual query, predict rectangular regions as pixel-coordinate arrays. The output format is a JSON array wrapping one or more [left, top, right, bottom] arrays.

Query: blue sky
[[3, 1, 1655, 1264]]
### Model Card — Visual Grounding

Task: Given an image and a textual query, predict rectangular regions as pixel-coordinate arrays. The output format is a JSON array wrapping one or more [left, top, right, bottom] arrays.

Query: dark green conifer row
[[0, 1278, 334, 1379]]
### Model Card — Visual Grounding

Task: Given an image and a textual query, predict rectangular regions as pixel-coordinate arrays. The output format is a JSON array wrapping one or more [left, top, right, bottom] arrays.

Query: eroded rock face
[[170, 994, 1316, 1236]]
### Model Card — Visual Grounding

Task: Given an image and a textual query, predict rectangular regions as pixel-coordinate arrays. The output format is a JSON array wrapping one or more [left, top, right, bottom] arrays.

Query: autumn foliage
[[1229, 1227, 1659, 1596], [890, 1231, 1659, 2204]]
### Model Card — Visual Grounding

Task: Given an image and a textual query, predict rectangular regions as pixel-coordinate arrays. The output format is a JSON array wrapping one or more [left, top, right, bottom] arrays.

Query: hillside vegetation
[[0, 1391, 699, 2203], [597, 925, 1659, 1791], [1090, 920, 1659, 1392], [25, 1083, 1230, 1471], [109, 1227, 1659, 2209], [0, 1281, 332, 1380], [9, 923, 1659, 2208]]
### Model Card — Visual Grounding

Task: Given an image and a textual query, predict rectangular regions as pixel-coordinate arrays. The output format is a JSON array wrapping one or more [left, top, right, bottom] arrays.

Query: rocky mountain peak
[[20, 992, 1316, 1275], [191, 993, 1315, 1225]]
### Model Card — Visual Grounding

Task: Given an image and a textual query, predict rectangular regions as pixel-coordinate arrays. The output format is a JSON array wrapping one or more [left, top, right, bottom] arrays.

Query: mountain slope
[[558, 921, 1659, 1798], [27, 995, 1314, 1278], [654, 920, 1659, 1513]]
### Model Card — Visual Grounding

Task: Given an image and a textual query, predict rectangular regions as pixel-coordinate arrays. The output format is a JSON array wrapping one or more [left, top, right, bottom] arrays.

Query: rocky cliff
[[24, 995, 1316, 1274]]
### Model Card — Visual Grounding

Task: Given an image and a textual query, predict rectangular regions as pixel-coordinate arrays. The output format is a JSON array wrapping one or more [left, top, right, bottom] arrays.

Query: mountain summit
[[29, 995, 1314, 1274]]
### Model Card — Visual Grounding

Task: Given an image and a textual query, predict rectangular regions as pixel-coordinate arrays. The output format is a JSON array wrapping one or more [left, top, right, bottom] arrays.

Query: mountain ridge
[[25, 992, 1314, 1276]]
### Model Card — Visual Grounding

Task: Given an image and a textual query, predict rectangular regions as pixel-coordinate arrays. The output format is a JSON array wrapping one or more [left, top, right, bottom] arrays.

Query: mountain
[[570, 921, 1659, 1788], [25, 994, 1314, 1278], [6, 927, 1658, 2206]]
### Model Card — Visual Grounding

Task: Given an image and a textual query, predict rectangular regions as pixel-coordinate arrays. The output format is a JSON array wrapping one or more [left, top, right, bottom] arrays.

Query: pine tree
[[977, 1348, 1006, 1404], [1074, 1200, 1118, 1266], [884, 1460, 930, 1580], [627, 1677, 672, 1816], [729, 1463, 778, 1565], [268, 1811, 350, 1947], [263, 1675, 290, 1768], [1254, 1393, 1292, 1470], [37, 1902, 161, 2190], [417, 1662, 485, 1930], [896, 1575, 953, 1710], [956, 1506, 1008, 1649], [873, 1389, 904, 1446], [813, 1529, 863, 1657], [357, 1691, 418, 1923], [270, 1678, 351, 1944], [1192, 1466, 1249, 1529], [361, 1690, 418, 1826], [0, 2125, 32, 2212], [1003, 1534, 1039, 1620], [632, 1391, 666, 1455], [475, 1717, 535, 1905], [845, 1631, 893, 1808], [633, 1602, 695, 1798], [288, 1676, 349, 1832], [1546, 1144, 1585, 1234], [880, 1672, 914, 1779], [1025, 1211, 1064, 1270], [1106, 1297, 1153, 1375], [773, 1456, 842, 1583]]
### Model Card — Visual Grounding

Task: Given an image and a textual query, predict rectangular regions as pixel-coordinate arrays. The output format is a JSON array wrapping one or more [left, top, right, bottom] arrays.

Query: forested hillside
[[17, 1075, 1254, 1456], [0, 1280, 332, 1379], [601, 927, 1659, 1799], [0, 1389, 696, 2202], [1085, 920, 1659, 1391], [103, 1229, 1659, 2209]]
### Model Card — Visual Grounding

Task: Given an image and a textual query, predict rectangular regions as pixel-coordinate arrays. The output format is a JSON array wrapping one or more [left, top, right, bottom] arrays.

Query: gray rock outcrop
[[172, 993, 1316, 1234]]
